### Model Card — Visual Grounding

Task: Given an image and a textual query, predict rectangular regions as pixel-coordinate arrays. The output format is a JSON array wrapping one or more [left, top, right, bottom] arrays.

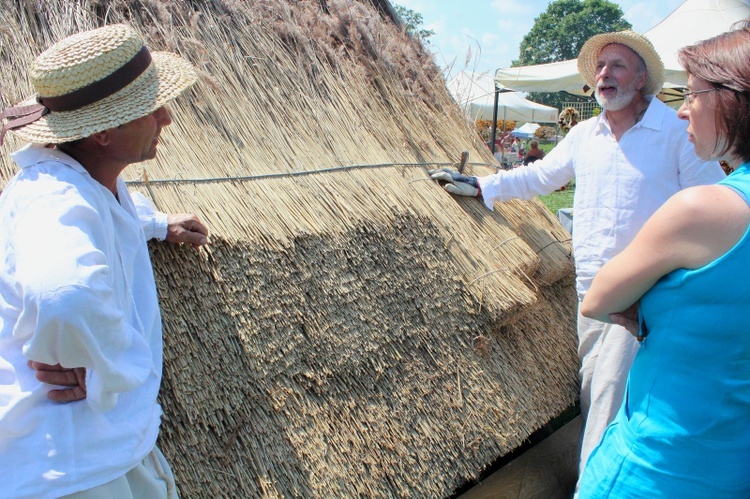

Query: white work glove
[[428, 168, 481, 197]]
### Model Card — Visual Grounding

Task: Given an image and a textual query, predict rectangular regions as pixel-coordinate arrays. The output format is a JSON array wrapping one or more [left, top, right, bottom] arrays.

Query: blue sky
[[395, 0, 684, 77]]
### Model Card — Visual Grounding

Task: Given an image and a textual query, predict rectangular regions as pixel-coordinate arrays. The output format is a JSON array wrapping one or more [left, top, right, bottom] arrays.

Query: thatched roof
[[0, 0, 578, 496]]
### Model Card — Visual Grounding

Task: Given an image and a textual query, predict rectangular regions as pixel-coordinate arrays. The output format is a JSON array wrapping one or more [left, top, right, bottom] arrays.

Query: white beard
[[595, 78, 639, 111]]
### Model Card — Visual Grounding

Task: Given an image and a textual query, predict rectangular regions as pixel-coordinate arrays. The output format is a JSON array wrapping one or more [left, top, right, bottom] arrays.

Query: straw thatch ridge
[[0, 0, 578, 496]]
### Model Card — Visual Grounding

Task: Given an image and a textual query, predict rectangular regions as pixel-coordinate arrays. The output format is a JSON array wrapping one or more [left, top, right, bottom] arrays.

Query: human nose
[[677, 101, 689, 120], [154, 106, 173, 127]]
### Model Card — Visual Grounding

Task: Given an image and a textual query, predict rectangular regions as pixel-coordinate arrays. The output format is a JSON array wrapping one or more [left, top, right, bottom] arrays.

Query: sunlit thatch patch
[[1, 0, 577, 496]]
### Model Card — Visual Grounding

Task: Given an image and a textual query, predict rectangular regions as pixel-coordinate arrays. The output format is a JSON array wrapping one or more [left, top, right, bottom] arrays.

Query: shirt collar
[[637, 95, 664, 131], [11, 143, 88, 175], [596, 95, 664, 134], [11, 143, 136, 218]]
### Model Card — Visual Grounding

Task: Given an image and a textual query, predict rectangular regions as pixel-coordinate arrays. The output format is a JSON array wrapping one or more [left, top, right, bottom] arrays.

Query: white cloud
[[619, 1, 683, 33]]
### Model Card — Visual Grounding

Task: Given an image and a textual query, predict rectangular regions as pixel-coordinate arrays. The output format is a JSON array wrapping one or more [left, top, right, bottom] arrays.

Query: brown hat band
[[0, 104, 49, 145], [39, 45, 152, 112], [0, 45, 152, 145]]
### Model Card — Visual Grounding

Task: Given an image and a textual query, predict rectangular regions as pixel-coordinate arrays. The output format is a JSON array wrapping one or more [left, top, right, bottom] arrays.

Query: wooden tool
[[457, 150, 469, 174]]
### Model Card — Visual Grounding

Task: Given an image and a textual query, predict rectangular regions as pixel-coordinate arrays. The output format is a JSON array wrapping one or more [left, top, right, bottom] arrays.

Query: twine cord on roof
[[126, 161, 499, 186], [493, 237, 523, 251], [468, 267, 539, 295], [468, 268, 512, 287], [139, 167, 162, 212], [536, 238, 573, 255]]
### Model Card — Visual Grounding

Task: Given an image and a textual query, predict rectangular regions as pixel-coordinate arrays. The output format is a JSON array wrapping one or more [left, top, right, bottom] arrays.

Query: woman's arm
[[581, 184, 749, 323]]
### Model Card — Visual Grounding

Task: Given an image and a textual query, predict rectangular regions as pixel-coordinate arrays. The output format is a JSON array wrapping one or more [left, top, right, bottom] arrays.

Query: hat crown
[[30, 24, 143, 98], [577, 30, 665, 96], [3, 23, 195, 144]]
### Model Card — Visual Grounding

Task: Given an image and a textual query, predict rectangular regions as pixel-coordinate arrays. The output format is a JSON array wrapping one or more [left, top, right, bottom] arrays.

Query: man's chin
[[143, 148, 158, 161], [595, 94, 628, 112]]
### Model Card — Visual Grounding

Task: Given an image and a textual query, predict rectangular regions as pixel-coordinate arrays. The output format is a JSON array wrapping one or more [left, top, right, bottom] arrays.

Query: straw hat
[[0, 24, 197, 145], [577, 30, 665, 96]]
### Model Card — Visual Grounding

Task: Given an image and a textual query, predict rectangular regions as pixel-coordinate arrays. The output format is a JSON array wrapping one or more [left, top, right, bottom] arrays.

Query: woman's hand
[[609, 302, 640, 336]]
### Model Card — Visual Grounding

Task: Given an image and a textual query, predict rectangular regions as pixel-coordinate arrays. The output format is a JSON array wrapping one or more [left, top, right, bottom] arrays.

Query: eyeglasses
[[682, 87, 721, 106]]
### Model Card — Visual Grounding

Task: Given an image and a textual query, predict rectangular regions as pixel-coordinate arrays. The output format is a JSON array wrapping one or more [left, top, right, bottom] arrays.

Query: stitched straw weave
[[0, 1, 578, 497], [31, 24, 143, 96], [577, 30, 665, 95], [8, 24, 197, 144]]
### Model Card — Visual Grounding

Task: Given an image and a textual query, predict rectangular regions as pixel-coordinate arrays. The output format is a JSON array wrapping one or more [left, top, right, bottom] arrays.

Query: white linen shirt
[[132, 190, 169, 241], [478, 97, 726, 299], [0, 144, 167, 498]]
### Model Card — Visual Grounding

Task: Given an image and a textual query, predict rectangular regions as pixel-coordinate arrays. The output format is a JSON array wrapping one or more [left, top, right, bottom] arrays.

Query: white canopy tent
[[494, 0, 750, 96], [447, 71, 559, 123], [514, 122, 541, 138]]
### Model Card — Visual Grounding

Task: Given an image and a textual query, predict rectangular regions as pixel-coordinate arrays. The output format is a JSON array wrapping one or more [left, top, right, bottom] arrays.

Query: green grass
[[538, 142, 557, 154], [538, 183, 574, 214], [533, 141, 574, 214]]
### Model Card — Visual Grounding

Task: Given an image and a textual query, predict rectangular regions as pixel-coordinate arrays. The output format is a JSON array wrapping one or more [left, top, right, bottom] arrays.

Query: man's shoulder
[[562, 115, 600, 141], [10, 157, 100, 208], [644, 98, 688, 134], [17, 158, 87, 184], [577, 114, 601, 128]]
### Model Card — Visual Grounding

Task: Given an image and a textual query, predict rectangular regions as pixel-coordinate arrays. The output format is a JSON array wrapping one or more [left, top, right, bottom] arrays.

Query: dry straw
[[0, 0, 577, 497]]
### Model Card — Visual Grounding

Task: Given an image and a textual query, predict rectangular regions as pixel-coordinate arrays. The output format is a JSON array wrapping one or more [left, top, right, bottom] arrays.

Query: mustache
[[596, 79, 619, 91]]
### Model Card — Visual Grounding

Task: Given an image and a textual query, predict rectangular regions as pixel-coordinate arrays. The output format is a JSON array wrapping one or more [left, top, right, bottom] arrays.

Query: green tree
[[513, 0, 632, 111], [394, 5, 435, 42]]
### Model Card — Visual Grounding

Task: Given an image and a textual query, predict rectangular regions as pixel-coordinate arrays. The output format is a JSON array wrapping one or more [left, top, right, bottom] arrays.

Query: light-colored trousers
[[61, 445, 178, 499], [576, 309, 639, 483]]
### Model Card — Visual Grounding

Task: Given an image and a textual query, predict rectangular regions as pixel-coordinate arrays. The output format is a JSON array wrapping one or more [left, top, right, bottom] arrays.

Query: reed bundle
[[0, 0, 577, 496]]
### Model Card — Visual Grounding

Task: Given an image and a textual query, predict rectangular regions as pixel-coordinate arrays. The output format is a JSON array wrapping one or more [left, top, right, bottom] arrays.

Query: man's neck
[[55, 144, 125, 195], [604, 94, 650, 141]]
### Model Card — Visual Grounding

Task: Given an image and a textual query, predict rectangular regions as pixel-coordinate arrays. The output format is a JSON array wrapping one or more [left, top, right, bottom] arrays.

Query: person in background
[[427, 30, 726, 485], [493, 142, 504, 163], [579, 23, 750, 496], [510, 137, 519, 153], [523, 140, 545, 165], [0, 24, 208, 498]]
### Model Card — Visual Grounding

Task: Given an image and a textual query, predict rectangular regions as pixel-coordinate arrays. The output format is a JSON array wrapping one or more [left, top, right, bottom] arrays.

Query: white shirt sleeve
[[15, 196, 152, 412], [130, 191, 168, 241], [477, 132, 576, 210], [675, 140, 727, 188]]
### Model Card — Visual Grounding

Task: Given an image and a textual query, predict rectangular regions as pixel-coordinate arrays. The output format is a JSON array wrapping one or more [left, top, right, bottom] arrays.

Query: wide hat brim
[[9, 51, 197, 144], [577, 31, 665, 96]]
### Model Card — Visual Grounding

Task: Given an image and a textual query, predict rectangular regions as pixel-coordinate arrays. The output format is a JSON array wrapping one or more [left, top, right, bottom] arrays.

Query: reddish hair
[[678, 22, 750, 162]]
